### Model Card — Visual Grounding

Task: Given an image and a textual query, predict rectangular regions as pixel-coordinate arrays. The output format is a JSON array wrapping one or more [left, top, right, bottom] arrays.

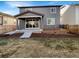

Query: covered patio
[[17, 17, 42, 30], [15, 10, 44, 30]]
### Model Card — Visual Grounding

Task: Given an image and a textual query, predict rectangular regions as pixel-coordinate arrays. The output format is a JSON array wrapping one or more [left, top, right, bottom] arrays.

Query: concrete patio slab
[[5, 29, 42, 38], [5, 31, 17, 35]]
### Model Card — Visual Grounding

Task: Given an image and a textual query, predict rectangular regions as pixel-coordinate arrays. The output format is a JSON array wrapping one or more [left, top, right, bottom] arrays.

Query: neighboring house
[[0, 12, 16, 33], [15, 5, 61, 31], [60, 5, 79, 25]]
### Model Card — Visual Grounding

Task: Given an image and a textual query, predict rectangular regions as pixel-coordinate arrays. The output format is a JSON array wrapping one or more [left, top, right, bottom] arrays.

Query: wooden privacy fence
[[0, 25, 16, 34], [63, 25, 79, 34]]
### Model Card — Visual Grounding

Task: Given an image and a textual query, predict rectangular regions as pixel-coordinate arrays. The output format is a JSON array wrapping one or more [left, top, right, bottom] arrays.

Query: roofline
[[14, 10, 44, 17], [60, 5, 65, 9], [18, 5, 62, 8], [0, 12, 15, 18]]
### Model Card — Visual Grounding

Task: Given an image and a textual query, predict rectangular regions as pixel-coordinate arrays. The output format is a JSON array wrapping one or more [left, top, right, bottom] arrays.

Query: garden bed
[[31, 32, 79, 38], [31, 29, 79, 38]]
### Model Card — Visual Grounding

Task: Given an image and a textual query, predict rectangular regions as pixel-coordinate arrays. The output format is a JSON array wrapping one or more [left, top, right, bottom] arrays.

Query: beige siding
[[0, 15, 16, 34], [0, 25, 16, 34], [3, 16, 16, 25], [61, 5, 76, 25]]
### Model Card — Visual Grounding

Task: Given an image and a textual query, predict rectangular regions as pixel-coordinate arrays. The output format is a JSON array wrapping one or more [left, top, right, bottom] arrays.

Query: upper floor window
[[0, 16, 3, 25], [50, 7, 56, 13]]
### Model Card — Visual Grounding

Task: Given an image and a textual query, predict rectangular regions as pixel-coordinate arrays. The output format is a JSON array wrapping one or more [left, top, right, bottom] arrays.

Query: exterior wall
[[17, 19, 25, 30], [75, 6, 79, 25], [18, 7, 60, 29], [61, 5, 76, 25], [19, 19, 25, 30], [0, 15, 16, 34], [3, 16, 16, 25], [0, 25, 16, 34]]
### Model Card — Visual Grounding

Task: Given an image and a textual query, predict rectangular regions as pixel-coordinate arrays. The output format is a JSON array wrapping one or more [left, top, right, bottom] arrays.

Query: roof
[[15, 10, 44, 17], [0, 12, 15, 18], [18, 5, 62, 8], [60, 5, 66, 9]]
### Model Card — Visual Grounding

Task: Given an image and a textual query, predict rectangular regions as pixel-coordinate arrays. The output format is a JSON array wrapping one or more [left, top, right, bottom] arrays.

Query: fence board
[[64, 25, 79, 34]]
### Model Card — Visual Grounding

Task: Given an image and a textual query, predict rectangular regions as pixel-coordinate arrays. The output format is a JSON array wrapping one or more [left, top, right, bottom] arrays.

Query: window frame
[[47, 18, 55, 25]]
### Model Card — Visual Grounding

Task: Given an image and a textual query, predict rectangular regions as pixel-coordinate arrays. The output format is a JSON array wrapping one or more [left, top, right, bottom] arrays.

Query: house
[[60, 5, 79, 25], [15, 5, 61, 31], [0, 12, 16, 34], [60, 5, 79, 34]]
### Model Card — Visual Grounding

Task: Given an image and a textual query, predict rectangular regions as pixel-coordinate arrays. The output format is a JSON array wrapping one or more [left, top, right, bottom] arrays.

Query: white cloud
[[5, 1, 34, 7], [0, 1, 35, 15], [3, 11, 12, 15]]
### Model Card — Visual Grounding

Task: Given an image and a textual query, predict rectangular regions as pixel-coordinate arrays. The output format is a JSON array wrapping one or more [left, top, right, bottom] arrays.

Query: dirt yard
[[0, 29, 79, 58], [0, 37, 79, 58]]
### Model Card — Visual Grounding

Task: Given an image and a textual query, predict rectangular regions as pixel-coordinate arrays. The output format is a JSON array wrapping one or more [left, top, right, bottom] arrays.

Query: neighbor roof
[[0, 12, 15, 18], [18, 5, 62, 8], [15, 10, 44, 17]]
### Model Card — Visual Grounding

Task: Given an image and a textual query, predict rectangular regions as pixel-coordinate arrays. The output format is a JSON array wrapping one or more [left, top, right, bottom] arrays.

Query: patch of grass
[[55, 44, 64, 50], [0, 37, 79, 57], [32, 38, 79, 51], [0, 39, 8, 46], [0, 45, 20, 58]]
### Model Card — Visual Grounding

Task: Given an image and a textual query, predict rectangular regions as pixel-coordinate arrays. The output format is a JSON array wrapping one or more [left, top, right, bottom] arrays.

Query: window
[[47, 18, 55, 25], [50, 7, 56, 13], [0, 16, 3, 25]]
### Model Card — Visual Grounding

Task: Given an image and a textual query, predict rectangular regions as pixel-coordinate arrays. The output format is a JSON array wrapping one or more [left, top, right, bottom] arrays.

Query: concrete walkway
[[20, 29, 42, 39], [5, 29, 42, 38], [20, 31, 32, 39]]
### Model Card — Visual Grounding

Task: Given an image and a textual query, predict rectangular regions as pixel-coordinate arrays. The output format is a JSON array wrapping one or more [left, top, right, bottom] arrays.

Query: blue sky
[[0, 1, 79, 15]]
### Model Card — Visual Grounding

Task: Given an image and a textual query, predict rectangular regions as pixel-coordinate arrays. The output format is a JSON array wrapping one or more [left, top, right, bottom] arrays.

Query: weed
[[55, 44, 64, 50]]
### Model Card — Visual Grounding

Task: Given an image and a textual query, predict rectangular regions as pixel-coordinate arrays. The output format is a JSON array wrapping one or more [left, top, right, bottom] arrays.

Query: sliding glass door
[[25, 19, 40, 29]]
